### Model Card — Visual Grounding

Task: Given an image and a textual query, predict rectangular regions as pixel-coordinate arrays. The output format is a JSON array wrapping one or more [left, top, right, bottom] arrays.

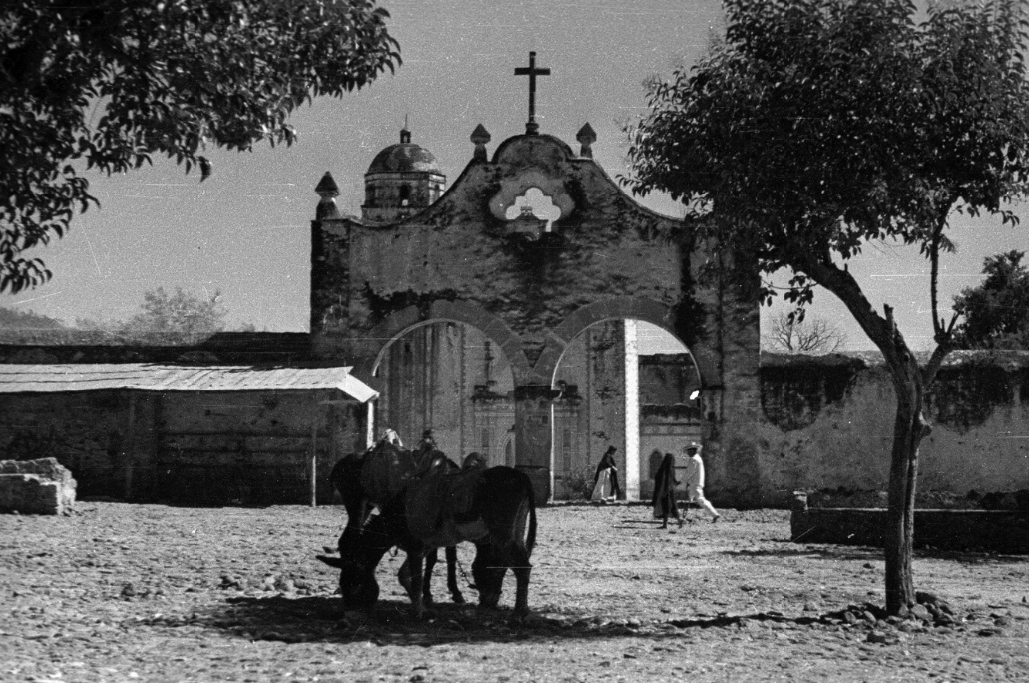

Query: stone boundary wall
[[755, 351, 1029, 507], [0, 457, 76, 515], [790, 494, 1029, 554]]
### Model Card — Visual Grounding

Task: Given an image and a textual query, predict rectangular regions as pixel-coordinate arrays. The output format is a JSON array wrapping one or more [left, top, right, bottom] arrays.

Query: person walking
[[590, 445, 622, 502], [683, 442, 720, 522], [651, 452, 682, 528]]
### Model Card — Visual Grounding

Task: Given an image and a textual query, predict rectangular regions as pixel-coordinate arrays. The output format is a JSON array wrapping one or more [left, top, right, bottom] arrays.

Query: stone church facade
[[309, 119, 761, 503]]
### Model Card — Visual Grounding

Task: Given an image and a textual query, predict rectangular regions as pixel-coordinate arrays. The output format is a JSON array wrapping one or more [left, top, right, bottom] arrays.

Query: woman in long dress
[[651, 452, 682, 528], [590, 446, 621, 502]]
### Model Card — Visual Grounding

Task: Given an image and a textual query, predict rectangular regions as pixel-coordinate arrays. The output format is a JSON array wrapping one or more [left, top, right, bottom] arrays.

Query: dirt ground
[[1, 501, 1027, 683]]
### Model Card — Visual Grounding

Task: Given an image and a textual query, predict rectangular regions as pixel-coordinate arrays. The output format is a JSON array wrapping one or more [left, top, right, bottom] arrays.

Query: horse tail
[[524, 474, 538, 558]]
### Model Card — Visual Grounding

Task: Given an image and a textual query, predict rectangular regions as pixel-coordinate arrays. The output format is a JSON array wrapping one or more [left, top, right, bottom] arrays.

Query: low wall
[[756, 351, 1029, 507], [790, 494, 1029, 554]]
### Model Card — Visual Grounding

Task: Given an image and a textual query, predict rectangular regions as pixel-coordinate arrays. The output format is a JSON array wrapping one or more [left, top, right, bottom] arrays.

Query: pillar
[[513, 384, 562, 503], [623, 319, 640, 500]]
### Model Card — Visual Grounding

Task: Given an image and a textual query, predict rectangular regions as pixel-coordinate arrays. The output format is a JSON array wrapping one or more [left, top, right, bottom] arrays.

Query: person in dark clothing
[[590, 446, 622, 502], [651, 452, 682, 528]]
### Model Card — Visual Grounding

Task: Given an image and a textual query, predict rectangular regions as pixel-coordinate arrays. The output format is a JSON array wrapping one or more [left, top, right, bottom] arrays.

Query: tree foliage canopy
[[1, 0, 400, 293], [625, 0, 1029, 323], [76, 286, 227, 345], [953, 250, 1029, 349]]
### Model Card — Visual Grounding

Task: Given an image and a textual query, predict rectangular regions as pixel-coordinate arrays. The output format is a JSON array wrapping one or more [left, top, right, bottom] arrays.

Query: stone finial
[[471, 124, 491, 162], [315, 171, 339, 198], [314, 171, 341, 220], [576, 123, 597, 158]]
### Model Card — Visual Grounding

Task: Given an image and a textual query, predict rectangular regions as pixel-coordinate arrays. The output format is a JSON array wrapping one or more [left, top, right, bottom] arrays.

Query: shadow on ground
[[723, 545, 881, 562], [725, 544, 1027, 565], [179, 595, 817, 646]]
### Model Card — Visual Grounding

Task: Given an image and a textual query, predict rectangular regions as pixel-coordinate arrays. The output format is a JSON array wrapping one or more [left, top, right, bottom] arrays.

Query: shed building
[[0, 364, 376, 506]]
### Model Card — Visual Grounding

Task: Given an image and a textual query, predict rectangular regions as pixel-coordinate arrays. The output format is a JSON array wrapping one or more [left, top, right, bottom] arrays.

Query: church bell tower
[[362, 127, 446, 224]]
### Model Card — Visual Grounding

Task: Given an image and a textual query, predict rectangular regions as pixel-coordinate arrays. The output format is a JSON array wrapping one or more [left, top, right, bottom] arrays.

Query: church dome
[[366, 129, 442, 175], [362, 128, 446, 225]]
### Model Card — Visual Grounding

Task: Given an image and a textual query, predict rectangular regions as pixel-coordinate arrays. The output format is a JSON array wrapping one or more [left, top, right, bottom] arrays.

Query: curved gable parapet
[[367, 132, 683, 238], [490, 133, 577, 168]]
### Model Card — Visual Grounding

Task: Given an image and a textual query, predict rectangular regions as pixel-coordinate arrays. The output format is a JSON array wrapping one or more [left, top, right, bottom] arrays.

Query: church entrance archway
[[549, 316, 703, 501], [370, 318, 517, 469]]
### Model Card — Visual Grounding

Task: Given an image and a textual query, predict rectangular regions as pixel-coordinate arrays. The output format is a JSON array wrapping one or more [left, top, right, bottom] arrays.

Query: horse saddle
[[359, 444, 424, 507], [404, 465, 486, 546]]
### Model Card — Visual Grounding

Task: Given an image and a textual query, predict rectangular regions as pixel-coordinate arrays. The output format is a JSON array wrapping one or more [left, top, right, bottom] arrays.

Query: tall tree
[[625, 0, 1029, 614], [953, 250, 1029, 349], [0, 0, 400, 293], [765, 312, 846, 354], [77, 286, 227, 345]]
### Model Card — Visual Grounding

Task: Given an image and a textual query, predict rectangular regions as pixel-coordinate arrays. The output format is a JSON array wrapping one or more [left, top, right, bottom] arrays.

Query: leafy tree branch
[[1, 0, 400, 293]]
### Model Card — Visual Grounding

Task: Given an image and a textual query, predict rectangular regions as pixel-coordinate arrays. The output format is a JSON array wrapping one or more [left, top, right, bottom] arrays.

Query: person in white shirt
[[683, 442, 721, 523]]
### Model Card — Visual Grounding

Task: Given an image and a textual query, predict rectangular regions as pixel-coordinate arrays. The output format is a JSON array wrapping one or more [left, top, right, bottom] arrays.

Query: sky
[[4, 0, 1027, 353]]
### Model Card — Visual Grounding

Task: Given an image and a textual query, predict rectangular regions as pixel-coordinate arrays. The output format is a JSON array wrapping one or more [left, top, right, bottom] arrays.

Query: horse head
[[315, 553, 380, 610]]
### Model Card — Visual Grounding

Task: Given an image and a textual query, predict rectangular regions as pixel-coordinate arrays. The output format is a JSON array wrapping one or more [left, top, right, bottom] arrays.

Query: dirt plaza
[[1, 501, 1027, 682]]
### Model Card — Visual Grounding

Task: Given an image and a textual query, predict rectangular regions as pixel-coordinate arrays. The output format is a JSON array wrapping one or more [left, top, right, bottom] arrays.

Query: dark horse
[[318, 465, 537, 618], [326, 439, 467, 605]]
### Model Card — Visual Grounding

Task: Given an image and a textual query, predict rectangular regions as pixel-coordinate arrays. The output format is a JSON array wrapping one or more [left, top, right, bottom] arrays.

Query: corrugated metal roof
[[0, 364, 378, 402]]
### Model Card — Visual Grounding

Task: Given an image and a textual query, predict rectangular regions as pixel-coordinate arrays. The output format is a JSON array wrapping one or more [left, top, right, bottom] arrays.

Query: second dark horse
[[326, 440, 466, 605]]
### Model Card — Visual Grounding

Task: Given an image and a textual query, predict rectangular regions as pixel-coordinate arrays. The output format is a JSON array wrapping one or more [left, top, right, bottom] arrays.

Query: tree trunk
[[884, 376, 925, 614], [799, 257, 935, 616]]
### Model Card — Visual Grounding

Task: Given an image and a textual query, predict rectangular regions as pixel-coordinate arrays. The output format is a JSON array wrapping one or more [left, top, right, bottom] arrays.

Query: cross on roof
[[514, 51, 550, 135]]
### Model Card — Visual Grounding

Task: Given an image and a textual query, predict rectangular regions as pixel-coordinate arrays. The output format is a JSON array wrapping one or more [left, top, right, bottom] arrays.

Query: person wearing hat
[[418, 429, 437, 449], [683, 441, 720, 522]]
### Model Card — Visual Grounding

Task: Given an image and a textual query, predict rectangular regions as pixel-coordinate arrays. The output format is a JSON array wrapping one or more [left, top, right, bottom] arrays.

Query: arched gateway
[[310, 60, 760, 503]]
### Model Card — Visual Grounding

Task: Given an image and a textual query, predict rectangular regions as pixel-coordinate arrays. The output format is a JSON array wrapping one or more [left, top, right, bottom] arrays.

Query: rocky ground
[[1, 502, 1027, 683]]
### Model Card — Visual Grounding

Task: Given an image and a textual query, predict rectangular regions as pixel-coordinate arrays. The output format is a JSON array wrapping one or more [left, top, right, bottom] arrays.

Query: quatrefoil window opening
[[504, 188, 562, 231]]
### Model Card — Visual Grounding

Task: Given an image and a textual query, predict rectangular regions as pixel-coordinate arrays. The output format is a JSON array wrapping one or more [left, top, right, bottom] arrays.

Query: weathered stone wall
[[0, 390, 132, 499], [0, 389, 366, 506], [756, 351, 1029, 507], [640, 354, 702, 405], [154, 390, 365, 506], [706, 253, 764, 505]]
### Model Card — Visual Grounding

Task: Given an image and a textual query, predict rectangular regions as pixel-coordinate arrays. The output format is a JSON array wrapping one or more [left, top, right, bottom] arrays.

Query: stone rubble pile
[[0, 457, 76, 515]]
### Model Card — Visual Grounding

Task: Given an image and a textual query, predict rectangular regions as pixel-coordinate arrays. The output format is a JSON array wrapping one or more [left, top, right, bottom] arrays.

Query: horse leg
[[421, 549, 437, 605], [407, 551, 426, 618], [398, 557, 414, 599], [445, 545, 465, 604], [510, 544, 533, 619]]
